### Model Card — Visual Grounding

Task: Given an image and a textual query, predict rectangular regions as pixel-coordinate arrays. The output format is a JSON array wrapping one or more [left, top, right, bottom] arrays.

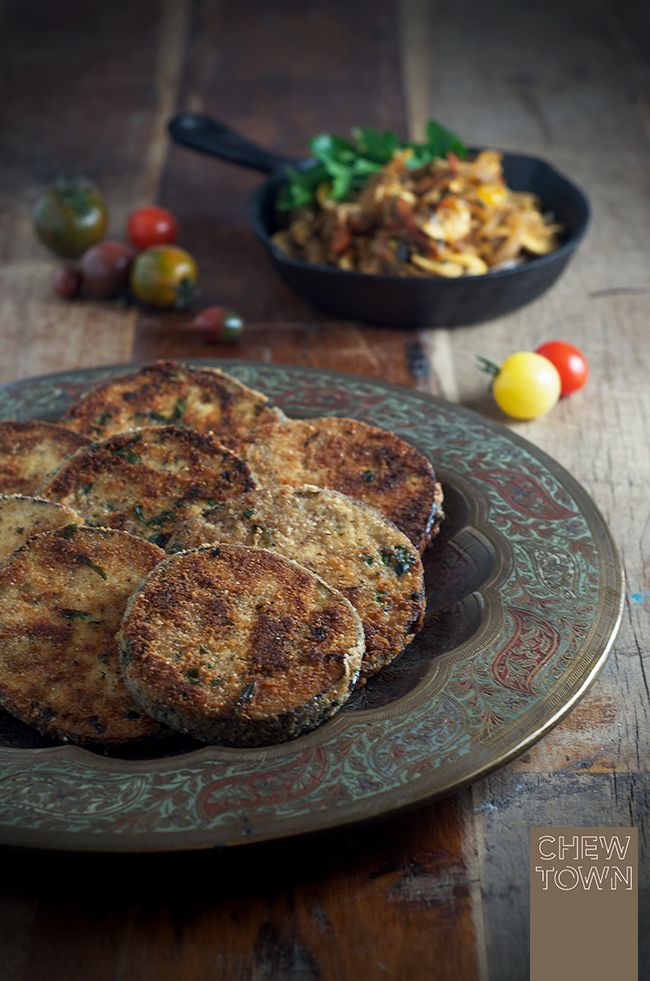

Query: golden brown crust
[[0, 420, 90, 495], [60, 360, 283, 442], [235, 417, 444, 551], [39, 425, 255, 549], [169, 485, 424, 678], [0, 526, 165, 745], [118, 544, 365, 746], [0, 494, 83, 560]]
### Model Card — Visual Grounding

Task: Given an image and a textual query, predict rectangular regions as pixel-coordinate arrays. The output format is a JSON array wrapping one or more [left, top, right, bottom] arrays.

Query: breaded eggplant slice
[[0, 494, 82, 559], [40, 425, 254, 549], [61, 360, 282, 442], [0, 525, 165, 745], [0, 419, 90, 494], [236, 417, 444, 551], [169, 485, 425, 678], [118, 544, 364, 746]]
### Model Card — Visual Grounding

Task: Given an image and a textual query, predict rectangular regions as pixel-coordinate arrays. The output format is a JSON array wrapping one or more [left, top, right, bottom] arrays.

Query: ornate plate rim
[[0, 360, 624, 852]]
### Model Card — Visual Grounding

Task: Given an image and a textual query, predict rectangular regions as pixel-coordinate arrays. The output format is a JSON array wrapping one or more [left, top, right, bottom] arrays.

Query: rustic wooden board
[[0, 0, 647, 978], [400, 1, 650, 976], [0, 797, 481, 981], [0, 0, 189, 383]]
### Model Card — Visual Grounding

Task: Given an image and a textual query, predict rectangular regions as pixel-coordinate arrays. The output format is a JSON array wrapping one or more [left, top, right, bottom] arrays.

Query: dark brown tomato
[[190, 307, 245, 343], [80, 241, 136, 298], [52, 266, 83, 300]]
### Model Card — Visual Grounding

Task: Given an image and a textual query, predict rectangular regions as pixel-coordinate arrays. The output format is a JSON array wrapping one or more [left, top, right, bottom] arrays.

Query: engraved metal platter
[[0, 361, 624, 851]]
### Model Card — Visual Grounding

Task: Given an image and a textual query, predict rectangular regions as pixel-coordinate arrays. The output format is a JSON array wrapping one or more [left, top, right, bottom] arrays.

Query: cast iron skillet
[[168, 113, 590, 327]]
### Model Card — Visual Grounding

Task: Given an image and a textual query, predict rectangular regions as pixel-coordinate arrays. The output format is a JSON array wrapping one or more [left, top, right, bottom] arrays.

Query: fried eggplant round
[[0, 419, 90, 494], [0, 525, 165, 745], [169, 485, 424, 678], [0, 494, 82, 560], [40, 425, 254, 549], [235, 416, 444, 551], [119, 544, 364, 746], [60, 360, 282, 443]]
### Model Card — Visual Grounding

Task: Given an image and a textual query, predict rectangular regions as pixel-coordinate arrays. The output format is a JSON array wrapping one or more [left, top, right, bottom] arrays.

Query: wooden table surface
[[1, 1, 648, 979]]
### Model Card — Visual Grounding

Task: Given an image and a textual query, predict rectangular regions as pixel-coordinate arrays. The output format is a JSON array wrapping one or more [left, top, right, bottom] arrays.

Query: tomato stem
[[476, 356, 501, 378], [174, 278, 200, 310]]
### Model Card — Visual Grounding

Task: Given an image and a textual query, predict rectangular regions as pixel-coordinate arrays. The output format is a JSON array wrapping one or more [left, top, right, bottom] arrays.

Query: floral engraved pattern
[[492, 607, 560, 694], [0, 767, 150, 821], [472, 469, 576, 521], [0, 361, 623, 848]]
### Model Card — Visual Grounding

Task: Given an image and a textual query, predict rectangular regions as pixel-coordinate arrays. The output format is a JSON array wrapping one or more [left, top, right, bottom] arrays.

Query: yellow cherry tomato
[[492, 352, 561, 420]]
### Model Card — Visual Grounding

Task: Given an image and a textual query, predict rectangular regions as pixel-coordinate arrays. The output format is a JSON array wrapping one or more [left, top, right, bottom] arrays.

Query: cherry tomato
[[33, 179, 108, 258], [52, 266, 82, 300], [490, 352, 561, 420], [127, 207, 178, 250], [535, 341, 589, 397], [80, 241, 135, 297], [130, 245, 198, 309], [190, 307, 244, 343]]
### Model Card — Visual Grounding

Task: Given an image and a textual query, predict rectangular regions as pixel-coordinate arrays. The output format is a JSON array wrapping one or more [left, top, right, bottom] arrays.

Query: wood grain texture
[[0, 0, 648, 979], [0, 0, 189, 383], [132, 0, 420, 373], [400, 1, 650, 977], [1, 797, 480, 981], [474, 771, 649, 981]]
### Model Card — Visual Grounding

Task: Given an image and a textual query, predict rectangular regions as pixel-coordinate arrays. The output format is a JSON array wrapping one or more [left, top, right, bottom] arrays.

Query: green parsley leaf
[[59, 608, 104, 624], [277, 119, 466, 210], [113, 446, 140, 465], [145, 509, 175, 527], [74, 554, 108, 581], [58, 524, 79, 539]]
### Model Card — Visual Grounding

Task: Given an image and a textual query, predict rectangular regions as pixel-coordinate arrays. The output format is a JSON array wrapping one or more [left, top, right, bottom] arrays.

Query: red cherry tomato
[[535, 341, 589, 397], [127, 206, 178, 250]]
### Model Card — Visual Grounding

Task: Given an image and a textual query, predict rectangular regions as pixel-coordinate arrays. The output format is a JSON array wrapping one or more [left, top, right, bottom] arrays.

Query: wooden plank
[[132, 0, 422, 375], [473, 770, 649, 981], [400, 0, 650, 977], [404, 0, 650, 779], [0, 0, 189, 383], [130, 3, 483, 980], [135, 314, 425, 388], [2, 795, 481, 981]]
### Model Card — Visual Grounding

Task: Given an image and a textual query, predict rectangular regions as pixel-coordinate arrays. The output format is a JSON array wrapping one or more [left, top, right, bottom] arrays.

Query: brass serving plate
[[0, 361, 624, 852]]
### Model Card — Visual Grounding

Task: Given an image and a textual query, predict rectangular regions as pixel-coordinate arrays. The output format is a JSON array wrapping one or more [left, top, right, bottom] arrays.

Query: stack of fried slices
[[0, 362, 443, 747]]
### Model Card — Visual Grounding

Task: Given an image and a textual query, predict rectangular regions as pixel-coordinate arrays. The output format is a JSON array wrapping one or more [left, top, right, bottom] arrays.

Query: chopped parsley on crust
[[169, 485, 425, 678], [0, 494, 83, 559], [0, 526, 166, 745], [60, 360, 283, 442], [39, 425, 255, 550], [0, 420, 90, 495], [234, 416, 444, 551], [118, 544, 364, 746]]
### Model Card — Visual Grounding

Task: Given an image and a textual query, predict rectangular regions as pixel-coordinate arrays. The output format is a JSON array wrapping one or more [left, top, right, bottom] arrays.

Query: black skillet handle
[[168, 113, 299, 175]]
